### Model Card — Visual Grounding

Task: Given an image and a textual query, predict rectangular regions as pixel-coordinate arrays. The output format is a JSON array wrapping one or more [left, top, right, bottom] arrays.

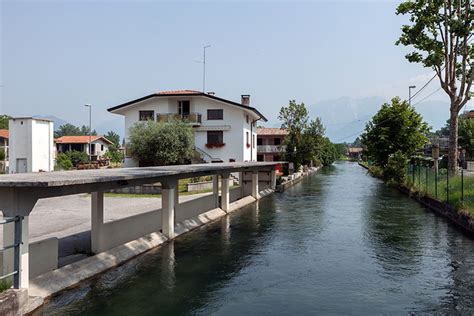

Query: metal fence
[[0, 216, 23, 289], [406, 164, 474, 210]]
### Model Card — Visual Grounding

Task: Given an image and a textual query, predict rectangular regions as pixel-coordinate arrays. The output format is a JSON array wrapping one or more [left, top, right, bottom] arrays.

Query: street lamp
[[408, 85, 416, 106], [84, 104, 92, 162], [203, 45, 211, 93]]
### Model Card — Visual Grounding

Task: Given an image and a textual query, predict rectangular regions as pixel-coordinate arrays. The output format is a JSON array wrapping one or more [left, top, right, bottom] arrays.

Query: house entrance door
[[16, 158, 27, 173], [178, 101, 190, 117]]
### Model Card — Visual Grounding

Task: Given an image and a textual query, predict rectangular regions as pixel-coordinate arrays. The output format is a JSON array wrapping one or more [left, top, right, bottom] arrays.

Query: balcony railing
[[257, 145, 286, 153], [156, 113, 202, 125]]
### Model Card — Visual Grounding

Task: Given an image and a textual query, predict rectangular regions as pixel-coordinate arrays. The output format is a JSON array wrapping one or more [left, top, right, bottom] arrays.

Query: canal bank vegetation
[[278, 100, 338, 171], [361, 97, 430, 185]]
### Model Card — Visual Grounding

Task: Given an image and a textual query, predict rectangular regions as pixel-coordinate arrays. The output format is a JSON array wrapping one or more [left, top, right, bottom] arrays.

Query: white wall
[[115, 95, 261, 166], [9, 118, 54, 173]]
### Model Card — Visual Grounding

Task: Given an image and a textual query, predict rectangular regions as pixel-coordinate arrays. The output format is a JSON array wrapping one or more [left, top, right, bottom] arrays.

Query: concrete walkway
[[0, 192, 212, 245]]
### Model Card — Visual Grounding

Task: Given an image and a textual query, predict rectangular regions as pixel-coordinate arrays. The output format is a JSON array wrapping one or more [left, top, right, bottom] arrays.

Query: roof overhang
[[107, 92, 268, 122]]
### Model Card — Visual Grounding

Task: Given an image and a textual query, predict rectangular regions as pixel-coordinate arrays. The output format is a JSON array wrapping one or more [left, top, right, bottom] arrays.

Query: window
[[207, 131, 223, 144], [178, 101, 190, 116], [257, 155, 264, 162], [139, 110, 154, 121], [246, 131, 250, 146], [207, 109, 223, 120], [246, 115, 249, 124], [274, 138, 281, 145], [257, 138, 263, 146], [101, 145, 104, 151]]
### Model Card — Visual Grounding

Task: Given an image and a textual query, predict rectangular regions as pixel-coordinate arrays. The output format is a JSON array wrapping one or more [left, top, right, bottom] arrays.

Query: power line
[[410, 73, 437, 101], [412, 87, 442, 106]]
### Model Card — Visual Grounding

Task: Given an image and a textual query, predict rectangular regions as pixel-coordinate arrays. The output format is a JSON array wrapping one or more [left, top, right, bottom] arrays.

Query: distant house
[[256, 128, 288, 162], [347, 147, 363, 160], [55, 136, 112, 160], [107, 90, 267, 167]]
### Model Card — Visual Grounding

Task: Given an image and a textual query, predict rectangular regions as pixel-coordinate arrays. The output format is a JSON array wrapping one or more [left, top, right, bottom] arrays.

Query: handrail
[[194, 146, 222, 162], [0, 216, 23, 289]]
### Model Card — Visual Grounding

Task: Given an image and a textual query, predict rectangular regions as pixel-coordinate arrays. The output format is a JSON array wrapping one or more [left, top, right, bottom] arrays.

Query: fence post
[[446, 171, 449, 203], [425, 165, 428, 194], [418, 163, 421, 188], [461, 168, 464, 203], [412, 163, 415, 185], [435, 167, 438, 198]]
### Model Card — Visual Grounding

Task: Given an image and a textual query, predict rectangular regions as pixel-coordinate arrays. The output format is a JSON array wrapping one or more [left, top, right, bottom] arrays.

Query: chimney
[[207, 91, 215, 96], [241, 94, 250, 106]]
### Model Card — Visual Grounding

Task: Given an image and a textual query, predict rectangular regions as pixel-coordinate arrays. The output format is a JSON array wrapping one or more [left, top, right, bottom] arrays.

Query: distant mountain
[[308, 97, 450, 143]]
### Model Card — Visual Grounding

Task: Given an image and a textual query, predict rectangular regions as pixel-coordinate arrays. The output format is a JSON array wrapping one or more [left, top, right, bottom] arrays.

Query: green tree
[[361, 97, 430, 169], [0, 115, 11, 129], [128, 120, 194, 166], [318, 137, 339, 166], [80, 125, 97, 136], [334, 143, 348, 158], [54, 123, 97, 138], [396, 0, 473, 173], [104, 150, 124, 164], [0, 148, 5, 161], [105, 131, 121, 150], [56, 153, 73, 170]]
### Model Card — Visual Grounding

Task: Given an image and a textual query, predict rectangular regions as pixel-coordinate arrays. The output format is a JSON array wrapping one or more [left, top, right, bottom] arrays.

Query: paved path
[[0, 192, 212, 245]]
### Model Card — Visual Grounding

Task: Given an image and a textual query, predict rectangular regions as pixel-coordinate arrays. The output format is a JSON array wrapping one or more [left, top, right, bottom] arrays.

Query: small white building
[[8, 117, 54, 173], [55, 136, 112, 160], [108, 90, 267, 167]]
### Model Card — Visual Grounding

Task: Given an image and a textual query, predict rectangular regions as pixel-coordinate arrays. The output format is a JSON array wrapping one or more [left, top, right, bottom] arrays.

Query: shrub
[[104, 150, 124, 164], [56, 153, 73, 170], [0, 148, 4, 161], [384, 150, 408, 184]]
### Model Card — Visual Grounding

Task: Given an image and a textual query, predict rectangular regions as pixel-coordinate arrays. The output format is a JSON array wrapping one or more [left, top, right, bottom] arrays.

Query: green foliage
[[0, 148, 4, 161], [54, 123, 97, 138], [384, 151, 409, 184], [66, 150, 89, 165], [0, 279, 11, 293], [333, 143, 348, 158], [0, 115, 10, 129], [56, 153, 73, 170], [128, 120, 194, 166], [361, 97, 430, 167], [396, 0, 473, 173], [318, 137, 339, 166], [368, 165, 384, 178], [278, 101, 338, 169], [104, 149, 124, 164], [105, 131, 121, 150]]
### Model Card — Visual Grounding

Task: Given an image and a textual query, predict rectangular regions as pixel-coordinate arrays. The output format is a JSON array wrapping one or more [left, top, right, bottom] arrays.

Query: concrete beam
[[252, 171, 259, 199], [213, 175, 219, 208], [221, 173, 230, 212], [91, 191, 104, 254], [271, 168, 277, 190], [161, 179, 178, 239]]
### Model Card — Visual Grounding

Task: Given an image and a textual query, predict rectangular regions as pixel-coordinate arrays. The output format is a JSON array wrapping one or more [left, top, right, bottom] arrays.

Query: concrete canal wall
[[357, 161, 474, 235], [0, 162, 281, 311]]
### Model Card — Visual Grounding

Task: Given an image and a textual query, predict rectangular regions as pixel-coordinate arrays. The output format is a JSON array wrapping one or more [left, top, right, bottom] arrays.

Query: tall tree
[[105, 131, 121, 150], [361, 97, 430, 167], [0, 115, 11, 129], [396, 0, 473, 173], [54, 123, 97, 138]]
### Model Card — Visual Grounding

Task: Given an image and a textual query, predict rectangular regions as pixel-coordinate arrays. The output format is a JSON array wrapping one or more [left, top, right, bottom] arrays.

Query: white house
[[55, 135, 112, 160], [8, 117, 55, 173], [108, 90, 267, 167]]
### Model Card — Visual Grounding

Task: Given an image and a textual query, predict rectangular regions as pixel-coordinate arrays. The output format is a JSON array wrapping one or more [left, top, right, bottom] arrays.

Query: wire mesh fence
[[405, 164, 473, 211]]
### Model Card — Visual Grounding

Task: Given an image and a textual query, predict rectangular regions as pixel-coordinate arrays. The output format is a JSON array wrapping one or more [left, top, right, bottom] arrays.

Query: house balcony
[[257, 145, 286, 153], [156, 113, 202, 126]]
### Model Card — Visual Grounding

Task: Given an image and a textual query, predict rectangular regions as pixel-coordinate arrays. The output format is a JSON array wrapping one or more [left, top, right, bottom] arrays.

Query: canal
[[44, 162, 474, 314]]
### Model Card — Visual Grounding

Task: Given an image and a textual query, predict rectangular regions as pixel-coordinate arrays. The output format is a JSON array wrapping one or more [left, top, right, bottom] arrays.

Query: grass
[[406, 165, 474, 216], [0, 280, 11, 293]]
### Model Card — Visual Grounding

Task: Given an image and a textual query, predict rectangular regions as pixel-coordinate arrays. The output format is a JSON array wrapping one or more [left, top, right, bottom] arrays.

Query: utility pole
[[203, 45, 211, 93], [84, 104, 92, 162], [408, 85, 416, 106]]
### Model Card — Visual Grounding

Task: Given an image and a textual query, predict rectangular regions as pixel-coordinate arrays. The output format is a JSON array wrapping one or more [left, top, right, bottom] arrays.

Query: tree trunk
[[448, 108, 459, 175]]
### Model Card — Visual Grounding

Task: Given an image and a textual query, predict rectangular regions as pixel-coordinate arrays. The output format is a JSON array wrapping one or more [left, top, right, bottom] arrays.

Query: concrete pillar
[[91, 191, 104, 254], [2, 216, 29, 289], [252, 170, 259, 199], [213, 175, 219, 208], [239, 171, 244, 198], [221, 173, 230, 212], [271, 168, 277, 190], [162, 179, 177, 239]]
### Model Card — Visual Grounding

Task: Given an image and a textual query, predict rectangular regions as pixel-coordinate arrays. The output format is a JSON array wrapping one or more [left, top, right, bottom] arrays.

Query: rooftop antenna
[[203, 45, 211, 93]]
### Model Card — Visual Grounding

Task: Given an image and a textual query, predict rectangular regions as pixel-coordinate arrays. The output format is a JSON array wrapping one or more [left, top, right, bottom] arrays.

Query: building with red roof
[[55, 135, 113, 161], [256, 128, 288, 162]]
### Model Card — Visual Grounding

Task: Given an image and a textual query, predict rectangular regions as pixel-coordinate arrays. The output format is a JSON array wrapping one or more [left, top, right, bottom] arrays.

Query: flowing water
[[44, 162, 474, 315]]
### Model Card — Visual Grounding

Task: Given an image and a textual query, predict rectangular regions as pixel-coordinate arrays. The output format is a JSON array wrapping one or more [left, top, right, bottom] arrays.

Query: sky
[[1, 0, 467, 140]]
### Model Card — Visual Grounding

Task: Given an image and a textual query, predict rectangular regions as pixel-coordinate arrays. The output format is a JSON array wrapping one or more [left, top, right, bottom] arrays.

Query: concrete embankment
[[357, 162, 474, 235]]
